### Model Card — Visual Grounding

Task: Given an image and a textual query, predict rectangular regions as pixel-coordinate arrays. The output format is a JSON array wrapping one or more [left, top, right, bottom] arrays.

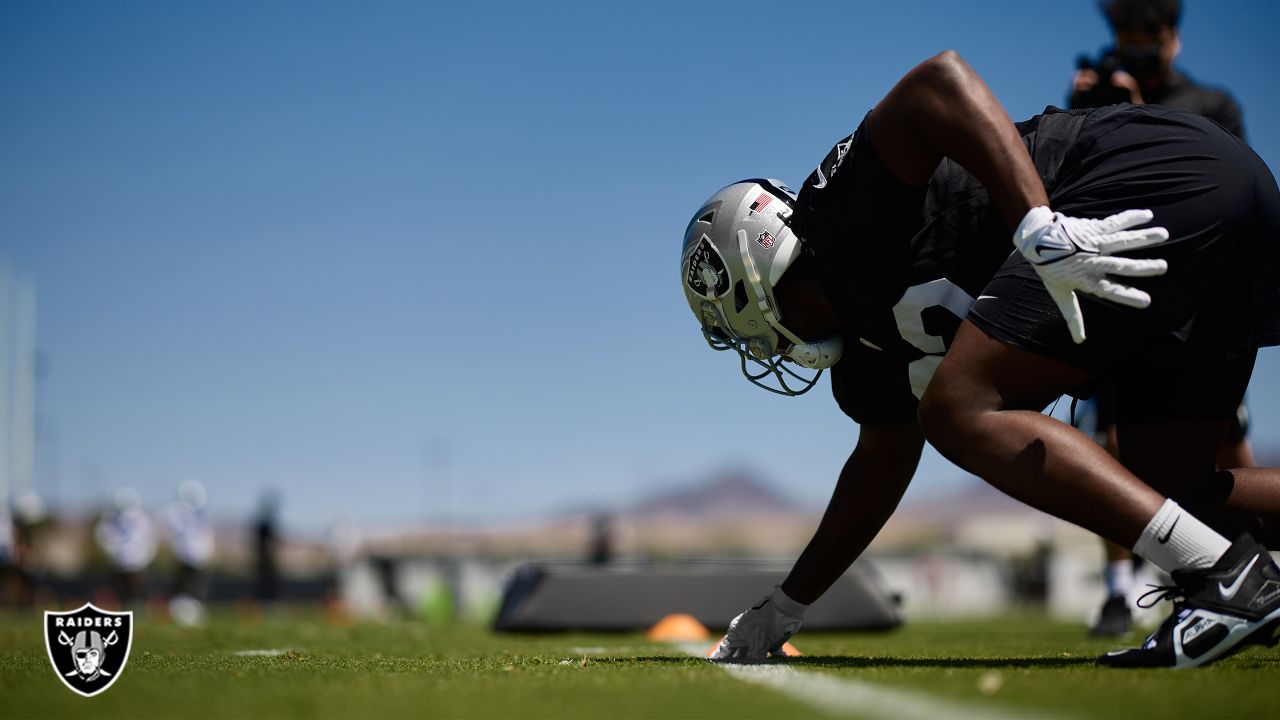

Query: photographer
[[1070, 0, 1244, 140], [1068, 0, 1251, 639]]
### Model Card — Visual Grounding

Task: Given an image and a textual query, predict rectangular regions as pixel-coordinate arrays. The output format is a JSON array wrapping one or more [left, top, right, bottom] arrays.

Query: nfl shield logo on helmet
[[44, 603, 134, 697]]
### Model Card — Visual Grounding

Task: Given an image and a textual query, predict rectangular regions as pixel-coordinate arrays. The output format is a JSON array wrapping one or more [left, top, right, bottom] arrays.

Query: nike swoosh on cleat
[[976, 295, 999, 301], [1219, 554, 1261, 600], [1158, 516, 1180, 544]]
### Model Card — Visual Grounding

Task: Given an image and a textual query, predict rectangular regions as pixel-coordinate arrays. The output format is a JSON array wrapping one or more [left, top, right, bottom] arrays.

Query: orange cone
[[646, 613, 712, 641]]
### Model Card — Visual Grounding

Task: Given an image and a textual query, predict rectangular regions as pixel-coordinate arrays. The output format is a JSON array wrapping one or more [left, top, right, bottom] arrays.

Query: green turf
[[1, 610, 1277, 718]]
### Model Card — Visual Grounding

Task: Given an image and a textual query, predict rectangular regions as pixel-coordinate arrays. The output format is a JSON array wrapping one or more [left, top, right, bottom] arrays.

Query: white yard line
[[232, 648, 294, 657], [675, 642, 1039, 720]]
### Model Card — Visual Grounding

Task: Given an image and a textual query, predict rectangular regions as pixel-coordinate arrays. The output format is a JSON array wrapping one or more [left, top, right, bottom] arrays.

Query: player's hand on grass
[[708, 586, 807, 663], [1014, 206, 1169, 344]]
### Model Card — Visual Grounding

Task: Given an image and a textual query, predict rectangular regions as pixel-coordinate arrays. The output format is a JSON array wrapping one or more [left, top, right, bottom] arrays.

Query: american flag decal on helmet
[[748, 192, 773, 214]]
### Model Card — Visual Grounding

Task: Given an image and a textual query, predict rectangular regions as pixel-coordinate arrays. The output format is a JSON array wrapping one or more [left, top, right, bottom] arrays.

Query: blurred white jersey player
[[163, 479, 214, 626], [95, 488, 158, 606]]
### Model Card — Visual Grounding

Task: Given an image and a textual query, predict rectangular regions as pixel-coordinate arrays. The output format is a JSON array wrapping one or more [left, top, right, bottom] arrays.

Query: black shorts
[[1072, 362, 1255, 429], [969, 106, 1280, 418]]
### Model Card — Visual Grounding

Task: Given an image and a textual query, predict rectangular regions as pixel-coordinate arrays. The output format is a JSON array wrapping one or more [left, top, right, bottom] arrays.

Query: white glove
[[708, 586, 807, 663], [1014, 206, 1169, 344]]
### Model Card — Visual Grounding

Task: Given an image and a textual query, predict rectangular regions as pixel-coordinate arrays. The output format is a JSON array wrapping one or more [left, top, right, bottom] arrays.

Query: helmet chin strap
[[737, 230, 843, 370]]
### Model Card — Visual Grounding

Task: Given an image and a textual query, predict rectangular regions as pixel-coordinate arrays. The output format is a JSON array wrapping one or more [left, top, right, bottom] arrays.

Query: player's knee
[[917, 383, 971, 456]]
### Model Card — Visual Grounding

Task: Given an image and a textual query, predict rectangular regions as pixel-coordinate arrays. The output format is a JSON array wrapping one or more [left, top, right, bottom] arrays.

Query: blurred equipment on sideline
[[493, 560, 900, 632]]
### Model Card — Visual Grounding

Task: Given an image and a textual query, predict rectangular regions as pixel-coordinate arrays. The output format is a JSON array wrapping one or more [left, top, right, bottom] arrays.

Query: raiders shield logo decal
[[683, 235, 730, 299], [44, 603, 133, 697]]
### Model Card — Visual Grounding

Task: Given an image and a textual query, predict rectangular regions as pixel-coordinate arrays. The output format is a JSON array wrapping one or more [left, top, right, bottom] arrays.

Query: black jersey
[[1140, 72, 1244, 141], [790, 107, 1093, 422], [790, 104, 1280, 425]]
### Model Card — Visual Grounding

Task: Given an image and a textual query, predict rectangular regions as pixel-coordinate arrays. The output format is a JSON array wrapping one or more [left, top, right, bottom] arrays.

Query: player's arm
[[868, 51, 1169, 344], [780, 422, 924, 603], [710, 422, 923, 662], [867, 50, 1045, 228]]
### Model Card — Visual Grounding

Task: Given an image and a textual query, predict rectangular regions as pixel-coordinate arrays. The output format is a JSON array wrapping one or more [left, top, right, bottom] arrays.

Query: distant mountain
[[626, 471, 801, 518]]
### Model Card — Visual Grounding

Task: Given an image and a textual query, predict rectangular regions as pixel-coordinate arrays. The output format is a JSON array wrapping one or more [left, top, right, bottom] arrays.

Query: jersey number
[[890, 279, 974, 399]]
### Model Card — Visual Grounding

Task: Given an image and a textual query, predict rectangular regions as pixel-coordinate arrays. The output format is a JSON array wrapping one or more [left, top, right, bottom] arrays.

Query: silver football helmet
[[680, 179, 843, 396]]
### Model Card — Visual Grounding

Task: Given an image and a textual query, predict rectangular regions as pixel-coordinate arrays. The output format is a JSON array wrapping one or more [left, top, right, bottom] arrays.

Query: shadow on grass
[[583, 655, 1096, 669], [580, 656, 707, 665], [786, 655, 1095, 669]]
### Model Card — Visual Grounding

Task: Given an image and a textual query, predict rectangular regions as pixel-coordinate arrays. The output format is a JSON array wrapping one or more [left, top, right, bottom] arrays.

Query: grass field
[[2, 609, 1278, 719]]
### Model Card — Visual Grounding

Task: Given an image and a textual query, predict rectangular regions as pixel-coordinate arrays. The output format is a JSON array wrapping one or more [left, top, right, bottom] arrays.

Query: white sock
[[1132, 499, 1231, 573], [1103, 559, 1134, 598]]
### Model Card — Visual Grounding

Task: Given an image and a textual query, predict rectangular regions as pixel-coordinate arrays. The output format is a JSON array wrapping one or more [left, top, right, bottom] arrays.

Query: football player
[[682, 51, 1280, 668]]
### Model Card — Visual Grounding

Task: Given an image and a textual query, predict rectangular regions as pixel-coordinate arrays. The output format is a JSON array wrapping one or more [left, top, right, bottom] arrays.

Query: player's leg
[[1112, 348, 1280, 544], [1220, 440, 1258, 471], [1092, 539, 1136, 637], [1218, 401, 1258, 470], [919, 321, 1165, 547], [1074, 388, 1139, 636], [923, 109, 1280, 667], [927, 105, 1273, 540], [921, 320, 1280, 668]]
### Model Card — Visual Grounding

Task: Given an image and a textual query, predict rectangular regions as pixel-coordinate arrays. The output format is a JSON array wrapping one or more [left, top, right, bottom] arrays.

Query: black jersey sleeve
[[792, 116, 929, 315]]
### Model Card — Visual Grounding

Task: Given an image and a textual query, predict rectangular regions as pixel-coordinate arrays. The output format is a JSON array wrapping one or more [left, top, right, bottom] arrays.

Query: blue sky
[[2, 0, 1278, 530]]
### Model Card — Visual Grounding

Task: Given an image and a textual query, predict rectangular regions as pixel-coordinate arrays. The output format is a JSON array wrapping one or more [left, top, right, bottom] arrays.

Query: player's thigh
[[1112, 340, 1256, 501], [923, 319, 1090, 417]]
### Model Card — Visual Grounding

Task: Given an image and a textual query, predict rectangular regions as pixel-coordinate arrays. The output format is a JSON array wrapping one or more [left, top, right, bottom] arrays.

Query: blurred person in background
[[254, 491, 281, 606], [7, 491, 48, 608], [163, 479, 214, 626], [1081, 392, 1258, 637], [0, 505, 15, 605], [587, 513, 614, 565], [95, 487, 158, 607], [1067, 0, 1254, 638], [325, 518, 362, 614], [1070, 0, 1243, 138]]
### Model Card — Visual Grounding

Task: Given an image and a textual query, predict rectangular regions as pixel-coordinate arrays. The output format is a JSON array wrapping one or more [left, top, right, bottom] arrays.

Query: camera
[[1071, 45, 1163, 108]]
